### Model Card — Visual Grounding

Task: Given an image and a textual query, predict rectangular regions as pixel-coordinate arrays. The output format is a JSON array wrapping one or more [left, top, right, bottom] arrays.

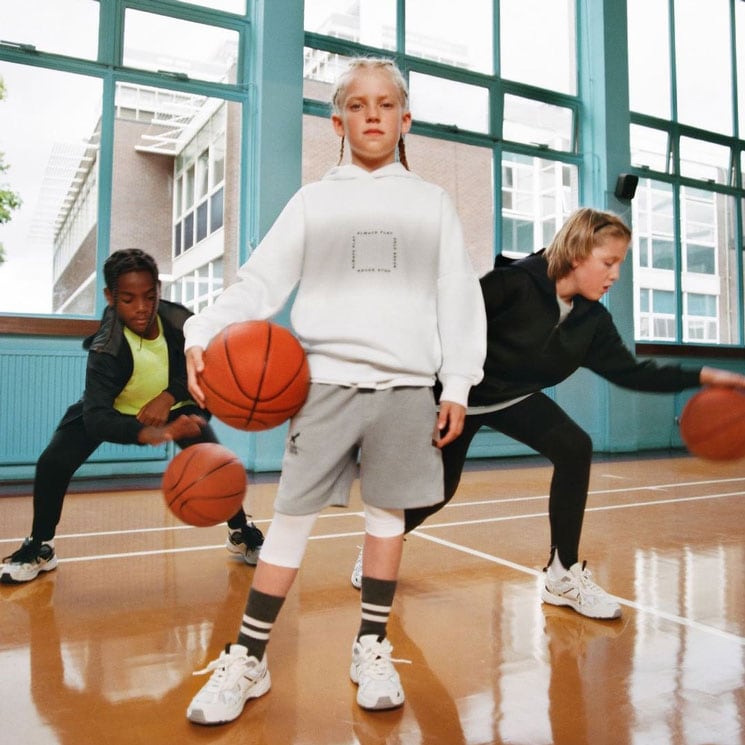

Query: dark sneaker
[[1, 538, 58, 584], [225, 523, 264, 566]]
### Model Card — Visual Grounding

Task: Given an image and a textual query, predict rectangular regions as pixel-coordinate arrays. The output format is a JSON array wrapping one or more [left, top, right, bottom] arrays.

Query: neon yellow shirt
[[114, 318, 179, 415]]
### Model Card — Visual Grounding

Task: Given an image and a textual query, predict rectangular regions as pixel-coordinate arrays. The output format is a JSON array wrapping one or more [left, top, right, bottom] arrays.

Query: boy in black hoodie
[[1, 249, 263, 584]]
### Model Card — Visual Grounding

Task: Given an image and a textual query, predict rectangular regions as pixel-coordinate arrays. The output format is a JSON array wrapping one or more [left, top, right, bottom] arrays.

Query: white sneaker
[[541, 561, 621, 620], [350, 635, 406, 710], [187, 644, 270, 725], [1, 538, 57, 584], [350, 547, 363, 590]]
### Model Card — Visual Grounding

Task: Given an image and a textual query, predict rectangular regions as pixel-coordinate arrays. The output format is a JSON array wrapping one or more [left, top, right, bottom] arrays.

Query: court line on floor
[[1, 484, 742, 550], [4, 491, 743, 646], [413, 531, 745, 647]]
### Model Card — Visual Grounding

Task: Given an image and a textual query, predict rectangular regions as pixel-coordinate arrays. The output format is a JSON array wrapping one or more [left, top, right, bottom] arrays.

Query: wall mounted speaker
[[614, 173, 639, 200]]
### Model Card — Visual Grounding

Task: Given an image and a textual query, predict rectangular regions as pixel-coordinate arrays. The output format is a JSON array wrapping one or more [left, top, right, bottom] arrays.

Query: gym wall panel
[[0, 337, 169, 482]]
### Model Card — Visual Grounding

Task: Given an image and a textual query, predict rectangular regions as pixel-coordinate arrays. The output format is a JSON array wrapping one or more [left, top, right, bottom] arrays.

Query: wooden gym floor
[[1, 452, 743, 745]]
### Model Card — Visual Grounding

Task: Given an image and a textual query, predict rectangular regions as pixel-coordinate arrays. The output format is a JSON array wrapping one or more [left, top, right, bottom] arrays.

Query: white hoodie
[[184, 163, 486, 406]]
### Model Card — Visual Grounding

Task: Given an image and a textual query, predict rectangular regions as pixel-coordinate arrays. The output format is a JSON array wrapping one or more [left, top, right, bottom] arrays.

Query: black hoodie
[[468, 251, 701, 407], [58, 300, 198, 444]]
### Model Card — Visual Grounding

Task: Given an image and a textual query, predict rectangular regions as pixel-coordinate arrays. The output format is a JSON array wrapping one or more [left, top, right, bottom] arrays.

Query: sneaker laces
[[359, 639, 411, 680], [574, 562, 611, 604], [193, 646, 249, 688], [240, 524, 264, 550], [3, 540, 43, 564]]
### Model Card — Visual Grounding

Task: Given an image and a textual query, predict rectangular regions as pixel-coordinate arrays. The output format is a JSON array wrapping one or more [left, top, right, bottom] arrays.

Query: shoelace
[[193, 650, 245, 681], [575, 563, 612, 605], [4, 542, 44, 564], [359, 642, 411, 679]]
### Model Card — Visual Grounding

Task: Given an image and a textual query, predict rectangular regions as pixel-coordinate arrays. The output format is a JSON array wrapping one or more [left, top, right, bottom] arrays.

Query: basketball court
[[1, 451, 743, 745]]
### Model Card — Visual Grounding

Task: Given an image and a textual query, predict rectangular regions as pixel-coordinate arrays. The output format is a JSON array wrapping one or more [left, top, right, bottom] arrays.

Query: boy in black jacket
[[1, 249, 262, 584]]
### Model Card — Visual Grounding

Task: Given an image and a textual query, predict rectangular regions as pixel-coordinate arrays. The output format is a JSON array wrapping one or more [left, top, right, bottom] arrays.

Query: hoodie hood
[[496, 249, 596, 322]]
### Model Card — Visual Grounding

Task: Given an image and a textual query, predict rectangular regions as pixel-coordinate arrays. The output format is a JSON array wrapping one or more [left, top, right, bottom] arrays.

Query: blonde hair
[[331, 57, 410, 170], [544, 208, 631, 280]]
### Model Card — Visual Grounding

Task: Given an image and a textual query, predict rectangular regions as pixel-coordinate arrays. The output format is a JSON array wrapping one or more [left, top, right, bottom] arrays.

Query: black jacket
[[59, 300, 196, 444], [468, 251, 701, 406]]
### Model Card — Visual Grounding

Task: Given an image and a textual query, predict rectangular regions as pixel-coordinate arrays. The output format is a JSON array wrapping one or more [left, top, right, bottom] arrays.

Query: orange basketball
[[162, 443, 247, 527], [199, 320, 310, 431], [679, 387, 745, 461]]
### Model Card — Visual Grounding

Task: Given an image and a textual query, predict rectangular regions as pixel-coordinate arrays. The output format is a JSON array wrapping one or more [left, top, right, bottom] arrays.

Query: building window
[[628, 0, 745, 347]]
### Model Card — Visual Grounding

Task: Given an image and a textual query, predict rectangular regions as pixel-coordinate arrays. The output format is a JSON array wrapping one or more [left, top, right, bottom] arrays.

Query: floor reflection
[[1, 455, 744, 744]]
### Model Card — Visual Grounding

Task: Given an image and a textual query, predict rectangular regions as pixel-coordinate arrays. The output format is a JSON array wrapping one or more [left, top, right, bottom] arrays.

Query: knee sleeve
[[364, 504, 405, 538], [258, 511, 319, 568]]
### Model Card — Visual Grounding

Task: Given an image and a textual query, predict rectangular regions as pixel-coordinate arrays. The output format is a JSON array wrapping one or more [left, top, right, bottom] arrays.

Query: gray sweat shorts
[[273, 383, 444, 515]]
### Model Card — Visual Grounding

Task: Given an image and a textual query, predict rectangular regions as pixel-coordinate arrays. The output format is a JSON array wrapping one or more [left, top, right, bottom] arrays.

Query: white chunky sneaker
[[541, 561, 621, 620], [187, 644, 270, 725], [1, 538, 57, 584], [350, 547, 363, 590], [350, 635, 406, 710]]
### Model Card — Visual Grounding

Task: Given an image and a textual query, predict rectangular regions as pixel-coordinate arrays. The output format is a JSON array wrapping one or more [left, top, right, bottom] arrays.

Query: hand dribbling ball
[[199, 320, 310, 431], [679, 386, 745, 461], [162, 443, 247, 527]]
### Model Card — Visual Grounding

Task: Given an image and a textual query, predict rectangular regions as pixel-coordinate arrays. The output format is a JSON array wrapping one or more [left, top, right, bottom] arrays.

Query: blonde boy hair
[[544, 207, 632, 280], [331, 57, 411, 169]]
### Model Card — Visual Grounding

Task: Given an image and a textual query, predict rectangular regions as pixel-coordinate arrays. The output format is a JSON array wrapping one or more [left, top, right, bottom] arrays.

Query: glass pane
[[170, 0, 246, 12], [302, 114, 337, 184], [0, 63, 102, 314], [0, 0, 99, 61], [679, 137, 729, 183], [630, 124, 669, 172], [405, 134, 494, 275], [405, 0, 493, 74], [632, 179, 676, 340], [123, 10, 239, 84], [500, 0, 576, 95], [627, 0, 670, 118], [501, 153, 579, 258], [409, 73, 489, 133], [680, 188, 737, 343], [112, 84, 240, 311], [674, 0, 732, 134], [304, 0, 396, 49], [503, 94, 573, 151], [303, 48, 355, 103]]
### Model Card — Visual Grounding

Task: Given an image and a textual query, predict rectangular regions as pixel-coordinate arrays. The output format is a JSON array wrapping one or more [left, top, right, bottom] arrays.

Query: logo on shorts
[[288, 432, 301, 455]]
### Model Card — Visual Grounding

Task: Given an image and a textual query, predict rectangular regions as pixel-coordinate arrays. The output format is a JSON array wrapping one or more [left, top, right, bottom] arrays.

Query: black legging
[[30, 405, 246, 542], [405, 393, 593, 569]]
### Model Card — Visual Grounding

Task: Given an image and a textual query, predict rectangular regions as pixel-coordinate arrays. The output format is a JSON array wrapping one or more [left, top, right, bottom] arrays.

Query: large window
[[0, 0, 247, 317], [628, 0, 745, 346]]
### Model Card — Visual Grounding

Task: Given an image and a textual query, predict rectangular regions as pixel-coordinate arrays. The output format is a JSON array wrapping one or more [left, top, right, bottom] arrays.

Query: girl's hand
[[700, 367, 745, 389], [433, 400, 466, 448], [186, 346, 207, 407]]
